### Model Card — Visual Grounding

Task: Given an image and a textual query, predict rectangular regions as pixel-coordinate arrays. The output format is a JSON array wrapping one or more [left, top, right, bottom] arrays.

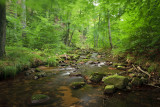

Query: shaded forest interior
[[0, 0, 160, 79]]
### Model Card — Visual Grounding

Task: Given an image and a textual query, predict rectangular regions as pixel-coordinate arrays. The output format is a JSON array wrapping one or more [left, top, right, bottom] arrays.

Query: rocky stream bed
[[0, 50, 160, 107]]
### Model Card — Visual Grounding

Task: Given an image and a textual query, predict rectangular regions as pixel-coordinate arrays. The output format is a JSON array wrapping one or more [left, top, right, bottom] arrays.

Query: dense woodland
[[0, 0, 160, 106], [0, 0, 160, 77]]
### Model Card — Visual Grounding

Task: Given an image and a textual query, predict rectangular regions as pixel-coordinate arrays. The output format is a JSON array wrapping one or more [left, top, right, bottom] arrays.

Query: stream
[[0, 53, 160, 107]]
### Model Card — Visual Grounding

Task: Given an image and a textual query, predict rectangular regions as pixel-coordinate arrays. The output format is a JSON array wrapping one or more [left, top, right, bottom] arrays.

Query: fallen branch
[[132, 64, 138, 71], [137, 66, 151, 79], [132, 64, 151, 79]]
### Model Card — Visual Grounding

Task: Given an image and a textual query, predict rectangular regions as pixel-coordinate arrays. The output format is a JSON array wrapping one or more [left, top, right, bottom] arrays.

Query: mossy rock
[[117, 65, 126, 70], [113, 63, 126, 67], [90, 72, 105, 83], [35, 72, 47, 78], [35, 68, 43, 72], [70, 82, 85, 89], [103, 75, 129, 89], [31, 94, 50, 104], [104, 85, 115, 94], [131, 77, 143, 86]]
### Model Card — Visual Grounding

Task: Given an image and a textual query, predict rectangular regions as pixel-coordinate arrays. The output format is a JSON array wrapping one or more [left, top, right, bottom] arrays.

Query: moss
[[104, 85, 115, 94], [103, 75, 129, 89], [113, 63, 126, 67], [148, 63, 158, 73], [35, 68, 43, 72], [90, 72, 105, 83], [32, 94, 49, 100], [70, 82, 85, 89], [117, 65, 126, 70]]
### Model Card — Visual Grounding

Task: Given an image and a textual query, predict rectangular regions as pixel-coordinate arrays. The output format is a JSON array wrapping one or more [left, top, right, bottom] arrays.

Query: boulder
[[104, 85, 115, 94], [103, 75, 129, 89], [31, 94, 50, 104], [131, 77, 143, 86], [70, 82, 85, 89], [90, 72, 105, 83]]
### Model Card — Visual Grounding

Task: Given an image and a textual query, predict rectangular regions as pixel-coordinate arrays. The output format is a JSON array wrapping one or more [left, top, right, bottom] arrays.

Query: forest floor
[[0, 49, 160, 106]]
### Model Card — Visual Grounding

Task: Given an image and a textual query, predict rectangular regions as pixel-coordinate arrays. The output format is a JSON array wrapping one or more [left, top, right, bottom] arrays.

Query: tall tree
[[21, 0, 27, 46], [0, 0, 6, 57], [107, 10, 113, 49]]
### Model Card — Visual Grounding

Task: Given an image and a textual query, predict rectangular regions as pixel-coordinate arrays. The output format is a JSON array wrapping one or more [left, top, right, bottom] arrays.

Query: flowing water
[[0, 63, 160, 106]]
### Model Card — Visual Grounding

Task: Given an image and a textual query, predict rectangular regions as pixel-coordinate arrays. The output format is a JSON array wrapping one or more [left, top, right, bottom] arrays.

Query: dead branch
[[137, 66, 151, 79], [132, 64, 138, 71]]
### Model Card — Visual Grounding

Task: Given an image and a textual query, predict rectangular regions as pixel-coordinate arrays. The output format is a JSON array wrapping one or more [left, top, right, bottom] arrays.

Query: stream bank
[[0, 49, 160, 107]]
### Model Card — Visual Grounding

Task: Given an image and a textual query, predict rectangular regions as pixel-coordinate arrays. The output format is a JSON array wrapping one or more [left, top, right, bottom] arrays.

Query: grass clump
[[0, 46, 59, 79]]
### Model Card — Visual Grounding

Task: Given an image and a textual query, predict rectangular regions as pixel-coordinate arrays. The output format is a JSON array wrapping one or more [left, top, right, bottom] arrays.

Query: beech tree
[[0, 0, 6, 57]]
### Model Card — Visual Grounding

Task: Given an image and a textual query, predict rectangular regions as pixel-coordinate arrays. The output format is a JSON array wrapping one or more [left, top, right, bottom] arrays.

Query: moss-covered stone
[[103, 75, 129, 89], [35, 72, 47, 78], [70, 82, 85, 89], [113, 63, 126, 67], [31, 94, 50, 104], [35, 68, 43, 72], [117, 65, 126, 70], [131, 77, 143, 86], [104, 85, 115, 94], [90, 72, 105, 83]]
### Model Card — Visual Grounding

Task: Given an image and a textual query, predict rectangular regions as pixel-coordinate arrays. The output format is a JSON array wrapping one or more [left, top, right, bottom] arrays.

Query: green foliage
[[3, 0, 160, 78], [0, 47, 45, 78]]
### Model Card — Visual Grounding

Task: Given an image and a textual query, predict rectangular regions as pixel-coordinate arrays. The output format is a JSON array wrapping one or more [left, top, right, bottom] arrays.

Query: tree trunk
[[0, 0, 6, 57], [21, 0, 27, 46], [68, 29, 75, 47], [64, 22, 70, 45], [93, 22, 96, 48], [108, 10, 113, 49], [14, 0, 18, 40], [96, 14, 101, 48]]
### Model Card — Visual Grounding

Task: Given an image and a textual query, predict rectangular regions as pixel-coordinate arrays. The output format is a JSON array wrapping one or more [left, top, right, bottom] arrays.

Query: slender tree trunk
[[21, 0, 27, 46], [93, 22, 96, 48], [108, 10, 113, 49], [96, 14, 101, 48], [0, 0, 6, 57], [14, 0, 18, 40], [68, 29, 75, 47], [64, 22, 70, 45]]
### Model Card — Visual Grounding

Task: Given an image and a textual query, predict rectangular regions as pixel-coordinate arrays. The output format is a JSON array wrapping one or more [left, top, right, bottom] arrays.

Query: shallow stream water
[[0, 65, 160, 107]]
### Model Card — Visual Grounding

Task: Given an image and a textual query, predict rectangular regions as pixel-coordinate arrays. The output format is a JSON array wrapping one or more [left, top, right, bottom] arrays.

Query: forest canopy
[[0, 0, 159, 60]]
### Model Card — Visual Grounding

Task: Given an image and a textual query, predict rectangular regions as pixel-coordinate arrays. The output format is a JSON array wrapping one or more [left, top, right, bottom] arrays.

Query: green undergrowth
[[113, 50, 160, 75], [0, 46, 65, 79]]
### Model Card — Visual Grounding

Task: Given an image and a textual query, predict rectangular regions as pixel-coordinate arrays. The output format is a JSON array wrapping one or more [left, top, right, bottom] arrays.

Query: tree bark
[[108, 10, 113, 49], [21, 0, 27, 46], [14, 0, 18, 40], [68, 29, 75, 46], [0, 0, 6, 57], [64, 22, 70, 45]]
